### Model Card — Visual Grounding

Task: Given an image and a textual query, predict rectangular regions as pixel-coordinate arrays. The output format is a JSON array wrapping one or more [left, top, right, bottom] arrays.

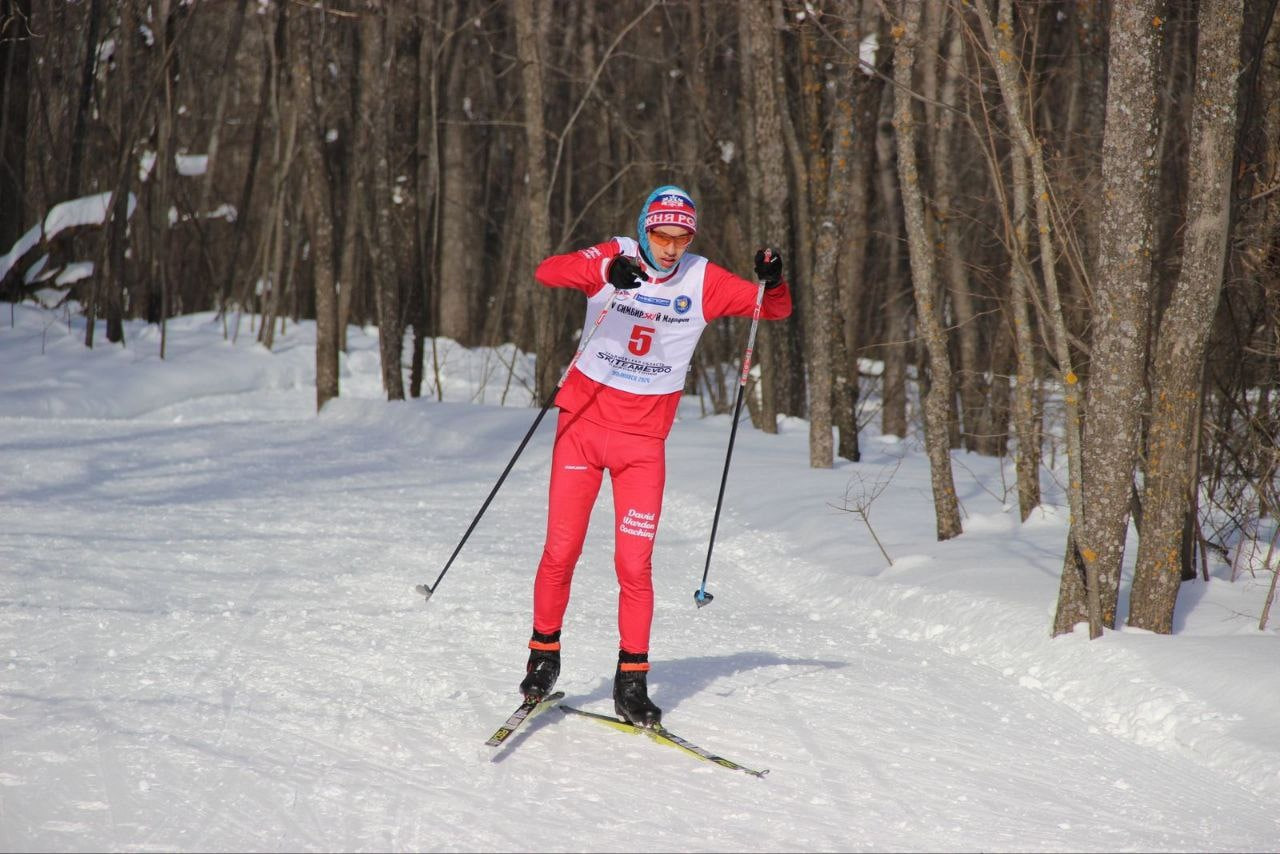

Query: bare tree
[[744, 0, 789, 434], [437, 4, 479, 345], [5, 0, 1278, 629], [513, 0, 555, 400], [365, 4, 404, 400], [196, 0, 249, 218], [0, 0, 32, 254], [833, 4, 879, 464], [147, 0, 179, 355], [88, 0, 139, 349], [874, 78, 909, 440], [64, 0, 104, 201], [971, 2, 1066, 526], [893, 0, 962, 541], [292, 5, 339, 411], [932, 9, 991, 454], [804, 1, 861, 470], [1054, 0, 1163, 634], [1130, 0, 1244, 633]]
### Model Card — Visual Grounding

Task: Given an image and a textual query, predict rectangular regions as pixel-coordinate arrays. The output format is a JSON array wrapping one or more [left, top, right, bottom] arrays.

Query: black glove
[[607, 254, 645, 290], [754, 247, 784, 289]]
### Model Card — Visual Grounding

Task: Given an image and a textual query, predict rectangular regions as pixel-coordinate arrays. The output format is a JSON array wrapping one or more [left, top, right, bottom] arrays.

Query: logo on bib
[[636, 294, 671, 307], [674, 295, 692, 315]]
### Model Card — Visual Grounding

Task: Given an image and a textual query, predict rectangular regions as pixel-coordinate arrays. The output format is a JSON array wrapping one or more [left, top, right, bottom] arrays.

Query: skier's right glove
[[607, 254, 645, 290], [754, 247, 784, 290]]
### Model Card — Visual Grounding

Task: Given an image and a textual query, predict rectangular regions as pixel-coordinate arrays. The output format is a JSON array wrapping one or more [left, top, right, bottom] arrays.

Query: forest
[[1, 0, 1277, 639]]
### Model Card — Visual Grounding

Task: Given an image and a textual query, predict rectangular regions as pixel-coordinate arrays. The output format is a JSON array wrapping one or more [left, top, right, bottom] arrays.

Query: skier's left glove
[[754, 247, 784, 290], [607, 254, 645, 290]]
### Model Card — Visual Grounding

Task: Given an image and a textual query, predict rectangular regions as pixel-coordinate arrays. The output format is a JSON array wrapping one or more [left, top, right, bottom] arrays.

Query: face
[[647, 226, 694, 268]]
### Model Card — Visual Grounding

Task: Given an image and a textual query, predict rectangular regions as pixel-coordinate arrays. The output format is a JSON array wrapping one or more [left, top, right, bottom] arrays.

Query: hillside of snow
[[2, 304, 1277, 852]]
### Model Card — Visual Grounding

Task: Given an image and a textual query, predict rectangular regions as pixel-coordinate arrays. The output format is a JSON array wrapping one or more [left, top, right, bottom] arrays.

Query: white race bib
[[576, 249, 709, 395]]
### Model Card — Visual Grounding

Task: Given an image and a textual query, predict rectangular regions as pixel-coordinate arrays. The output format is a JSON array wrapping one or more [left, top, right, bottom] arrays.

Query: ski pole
[[694, 278, 767, 608], [417, 290, 619, 602]]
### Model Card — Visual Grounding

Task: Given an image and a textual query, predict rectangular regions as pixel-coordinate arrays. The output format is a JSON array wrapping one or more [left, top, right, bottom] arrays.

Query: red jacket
[[536, 239, 792, 438]]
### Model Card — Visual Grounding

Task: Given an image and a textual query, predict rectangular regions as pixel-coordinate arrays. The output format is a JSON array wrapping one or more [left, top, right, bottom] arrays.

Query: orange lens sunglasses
[[648, 230, 694, 250]]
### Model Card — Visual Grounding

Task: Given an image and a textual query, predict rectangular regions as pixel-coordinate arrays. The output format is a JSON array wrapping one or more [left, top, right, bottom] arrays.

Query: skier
[[518, 185, 792, 727]]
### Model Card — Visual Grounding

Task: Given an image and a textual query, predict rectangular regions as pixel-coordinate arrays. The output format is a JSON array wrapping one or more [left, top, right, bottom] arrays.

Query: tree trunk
[[744, 0, 788, 434], [0, 0, 32, 254], [934, 16, 990, 454], [363, 6, 403, 400], [836, 2, 882, 464], [976, 0, 1057, 522], [148, 0, 178, 353], [514, 0, 555, 400], [65, 0, 103, 200], [95, 0, 138, 347], [875, 78, 909, 439], [438, 34, 479, 344], [410, 2, 452, 398], [986, 317, 1014, 459], [1063, 0, 1163, 630], [257, 4, 297, 351], [336, 33, 363, 356], [773, 0, 809, 420], [1008, 144, 1041, 519], [1130, 0, 1243, 633], [894, 0, 962, 541], [197, 0, 249, 216], [292, 9, 339, 411], [975, 0, 1099, 634], [805, 1, 858, 469], [218, 32, 271, 319]]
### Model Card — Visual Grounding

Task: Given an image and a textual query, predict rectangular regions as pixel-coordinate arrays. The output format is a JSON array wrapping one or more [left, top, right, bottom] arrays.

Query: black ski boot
[[518, 629, 561, 702], [613, 651, 662, 728]]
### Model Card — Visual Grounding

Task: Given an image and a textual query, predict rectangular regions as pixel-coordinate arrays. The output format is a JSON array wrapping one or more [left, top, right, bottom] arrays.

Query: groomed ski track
[[2, 343, 1277, 850]]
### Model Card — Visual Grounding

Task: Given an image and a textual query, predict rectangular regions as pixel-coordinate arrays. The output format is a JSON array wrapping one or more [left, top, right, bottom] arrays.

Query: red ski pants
[[532, 409, 666, 654]]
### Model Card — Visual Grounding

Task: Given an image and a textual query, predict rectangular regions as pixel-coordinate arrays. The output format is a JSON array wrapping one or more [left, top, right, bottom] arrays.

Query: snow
[[21, 252, 48, 284], [54, 262, 94, 286], [141, 152, 208, 181], [859, 32, 879, 76], [44, 191, 136, 239], [176, 153, 208, 176], [1, 303, 1277, 851], [0, 223, 41, 282], [0, 192, 141, 284]]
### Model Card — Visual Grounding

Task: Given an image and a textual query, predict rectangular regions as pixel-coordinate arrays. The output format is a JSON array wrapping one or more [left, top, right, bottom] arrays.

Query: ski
[[485, 691, 565, 748], [559, 704, 769, 778]]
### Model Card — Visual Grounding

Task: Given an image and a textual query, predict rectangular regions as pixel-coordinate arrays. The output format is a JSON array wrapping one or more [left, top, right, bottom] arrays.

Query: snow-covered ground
[[2, 303, 1277, 852]]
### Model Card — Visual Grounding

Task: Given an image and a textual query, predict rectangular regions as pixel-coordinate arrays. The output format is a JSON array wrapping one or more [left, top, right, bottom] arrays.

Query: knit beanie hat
[[636, 185, 697, 272]]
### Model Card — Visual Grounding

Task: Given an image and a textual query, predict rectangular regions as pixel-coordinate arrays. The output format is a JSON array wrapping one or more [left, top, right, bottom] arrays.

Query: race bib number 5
[[628, 324, 655, 357]]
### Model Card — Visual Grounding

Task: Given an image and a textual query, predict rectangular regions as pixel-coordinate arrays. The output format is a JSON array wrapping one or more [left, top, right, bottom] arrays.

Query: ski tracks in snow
[[3, 406, 1278, 850], [649, 450, 1279, 851]]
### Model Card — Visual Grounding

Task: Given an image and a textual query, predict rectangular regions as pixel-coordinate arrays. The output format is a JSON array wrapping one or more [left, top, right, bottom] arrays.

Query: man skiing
[[518, 185, 792, 727]]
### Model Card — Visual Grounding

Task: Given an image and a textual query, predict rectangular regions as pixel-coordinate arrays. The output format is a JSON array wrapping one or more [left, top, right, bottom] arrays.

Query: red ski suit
[[532, 238, 792, 654]]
